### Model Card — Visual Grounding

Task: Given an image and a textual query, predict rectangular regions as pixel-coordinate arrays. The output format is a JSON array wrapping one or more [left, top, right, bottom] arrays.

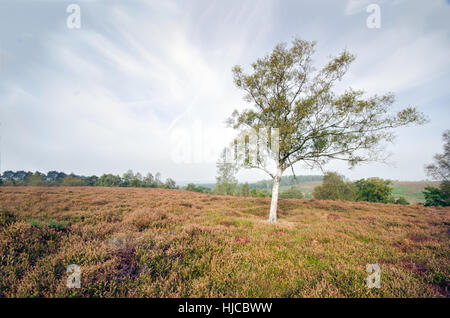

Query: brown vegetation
[[0, 186, 449, 297]]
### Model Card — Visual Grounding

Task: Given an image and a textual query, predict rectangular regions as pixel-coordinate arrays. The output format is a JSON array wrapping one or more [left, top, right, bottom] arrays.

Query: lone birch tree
[[228, 38, 427, 223]]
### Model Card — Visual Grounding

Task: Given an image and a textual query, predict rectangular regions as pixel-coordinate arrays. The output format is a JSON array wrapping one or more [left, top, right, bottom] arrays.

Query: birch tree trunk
[[268, 167, 283, 223]]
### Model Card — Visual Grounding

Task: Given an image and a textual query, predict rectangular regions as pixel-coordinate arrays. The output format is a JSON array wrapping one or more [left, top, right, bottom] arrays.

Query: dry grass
[[0, 186, 449, 298]]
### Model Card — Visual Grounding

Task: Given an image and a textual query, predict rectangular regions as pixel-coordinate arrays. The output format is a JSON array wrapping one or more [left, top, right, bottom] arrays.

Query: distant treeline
[[0, 170, 177, 189], [183, 182, 272, 198], [183, 175, 323, 199], [194, 175, 324, 191], [249, 175, 323, 189]]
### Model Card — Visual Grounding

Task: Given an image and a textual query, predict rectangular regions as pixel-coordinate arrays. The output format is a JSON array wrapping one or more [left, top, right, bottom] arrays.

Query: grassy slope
[[391, 181, 441, 204], [0, 186, 449, 298], [280, 180, 442, 203], [280, 181, 322, 198]]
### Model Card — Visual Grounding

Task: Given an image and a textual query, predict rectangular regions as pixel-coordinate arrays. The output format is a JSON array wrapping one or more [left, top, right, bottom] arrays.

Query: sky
[[0, 0, 449, 183]]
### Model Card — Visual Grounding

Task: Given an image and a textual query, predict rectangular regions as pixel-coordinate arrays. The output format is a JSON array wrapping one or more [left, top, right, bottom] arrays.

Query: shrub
[[28, 171, 46, 186], [47, 220, 70, 231], [184, 184, 211, 194], [394, 197, 409, 205], [354, 177, 393, 203], [164, 178, 177, 189], [62, 175, 85, 186], [97, 174, 122, 187], [241, 182, 250, 197], [313, 172, 356, 201], [250, 188, 270, 198], [423, 185, 449, 207]]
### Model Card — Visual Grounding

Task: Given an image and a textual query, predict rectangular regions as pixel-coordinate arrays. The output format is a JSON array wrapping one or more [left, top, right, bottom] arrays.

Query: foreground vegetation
[[0, 186, 448, 297]]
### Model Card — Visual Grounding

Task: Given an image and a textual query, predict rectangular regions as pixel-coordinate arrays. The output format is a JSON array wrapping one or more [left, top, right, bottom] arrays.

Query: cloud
[[0, 0, 449, 182]]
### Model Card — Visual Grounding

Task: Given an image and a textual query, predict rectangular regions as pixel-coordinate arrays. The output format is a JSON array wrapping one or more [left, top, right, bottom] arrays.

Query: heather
[[0, 186, 448, 297]]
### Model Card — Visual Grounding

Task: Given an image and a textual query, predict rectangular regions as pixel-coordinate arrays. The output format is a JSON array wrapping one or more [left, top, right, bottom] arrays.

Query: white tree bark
[[268, 167, 283, 223]]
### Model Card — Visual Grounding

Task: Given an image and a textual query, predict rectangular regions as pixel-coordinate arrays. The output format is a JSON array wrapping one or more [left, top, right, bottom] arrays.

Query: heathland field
[[0, 187, 449, 297]]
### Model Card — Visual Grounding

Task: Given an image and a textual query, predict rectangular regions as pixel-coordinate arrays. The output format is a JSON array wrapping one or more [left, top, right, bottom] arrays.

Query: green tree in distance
[[154, 172, 162, 187], [313, 172, 356, 201], [215, 149, 238, 195], [143, 173, 154, 187], [354, 177, 393, 203], [279, 186, 304, 199], [122, 169, 134, 187], [241, 182, 250, 197], [423, 186, 449, 207], [97, 174, 121, 187], [425, 130, 449, 182], [130, 172, 142, 187], [62, 175, 85, 186], [28, 171, 46, 186], [164, 178, 177, 189]]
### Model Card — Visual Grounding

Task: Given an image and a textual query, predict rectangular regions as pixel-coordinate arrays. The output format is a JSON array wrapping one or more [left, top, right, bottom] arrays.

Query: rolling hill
[[279, 180, 441, 203]]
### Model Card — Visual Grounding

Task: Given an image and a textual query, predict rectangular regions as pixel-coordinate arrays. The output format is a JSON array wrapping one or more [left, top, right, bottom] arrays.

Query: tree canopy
[[313, 172, 356, 201], [354, 177, 393, 203], [1, 170, 178, 189], [214, 149, 238, 195]]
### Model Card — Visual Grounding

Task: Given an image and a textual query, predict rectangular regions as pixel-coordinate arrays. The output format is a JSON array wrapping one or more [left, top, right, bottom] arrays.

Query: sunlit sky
[[1, 0, 449, 183]]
